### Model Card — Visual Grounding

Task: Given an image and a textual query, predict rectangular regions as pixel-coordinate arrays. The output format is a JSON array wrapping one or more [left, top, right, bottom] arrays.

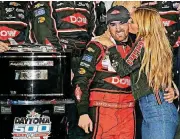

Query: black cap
[[107, 6, 130, 24]]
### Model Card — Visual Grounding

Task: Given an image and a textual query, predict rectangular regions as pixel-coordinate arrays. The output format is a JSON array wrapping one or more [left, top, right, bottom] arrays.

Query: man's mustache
[[116, 30, 125, 33]]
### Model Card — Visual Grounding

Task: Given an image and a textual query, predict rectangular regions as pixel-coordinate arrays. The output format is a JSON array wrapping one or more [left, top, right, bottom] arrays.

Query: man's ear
[[128, 18, 133, 24]]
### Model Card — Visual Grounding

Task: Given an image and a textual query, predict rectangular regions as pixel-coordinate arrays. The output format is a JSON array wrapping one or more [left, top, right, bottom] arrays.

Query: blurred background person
[[0, 1, 32, 52], [30, 1, 96, 138], [94, 1, 107, 36]]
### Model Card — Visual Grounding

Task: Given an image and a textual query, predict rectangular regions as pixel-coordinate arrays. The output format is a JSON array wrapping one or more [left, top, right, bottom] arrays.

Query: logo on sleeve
[[82, 54, 93, 62], [34, 8, 45, 17], [38, 16, 45, 23], [78, 68, 86, 74], [126, 41, 143, 66], [80, 62, 90, 68], [87, 47, 95, 53], [34, 3, 44, 8], [75, 85, 83, 102]]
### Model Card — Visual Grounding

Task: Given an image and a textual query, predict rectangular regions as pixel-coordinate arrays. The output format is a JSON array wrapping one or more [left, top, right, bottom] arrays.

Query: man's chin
[[114, 37, 124, 42]]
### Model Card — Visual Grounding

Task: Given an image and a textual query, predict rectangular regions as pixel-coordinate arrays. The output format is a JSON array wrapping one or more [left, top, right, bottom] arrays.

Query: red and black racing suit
[[29, 1, 96, 138], [30, 1, 96, 51], [0, 1, 60, 46], [73, 34, 136, 139], [0, 1, 33, 44], [141, 1, 180, 47]]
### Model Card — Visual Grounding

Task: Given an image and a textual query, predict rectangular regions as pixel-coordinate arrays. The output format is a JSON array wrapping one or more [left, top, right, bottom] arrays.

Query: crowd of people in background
[[0, 1, 179, 139]]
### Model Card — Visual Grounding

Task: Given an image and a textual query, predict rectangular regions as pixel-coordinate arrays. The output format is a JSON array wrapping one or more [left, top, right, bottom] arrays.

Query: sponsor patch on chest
[[62, 12, 88, 27], [104, 76, 131, 88], [0, 26, 20, 41]]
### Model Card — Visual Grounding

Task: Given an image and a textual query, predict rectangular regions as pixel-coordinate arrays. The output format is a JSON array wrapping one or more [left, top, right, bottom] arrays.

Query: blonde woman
[[108, 7, 179, 139]]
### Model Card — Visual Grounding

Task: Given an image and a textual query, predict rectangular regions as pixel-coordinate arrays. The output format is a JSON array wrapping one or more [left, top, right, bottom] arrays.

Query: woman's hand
[[164, 87, 178, 103]]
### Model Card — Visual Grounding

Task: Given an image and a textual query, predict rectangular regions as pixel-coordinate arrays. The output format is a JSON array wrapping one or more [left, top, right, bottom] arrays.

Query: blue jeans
[[139, 92, 179, 139]]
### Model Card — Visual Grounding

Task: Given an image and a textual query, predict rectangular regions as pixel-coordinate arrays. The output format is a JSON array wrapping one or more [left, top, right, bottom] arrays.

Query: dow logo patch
[[62, 12, 88, 27], [0, 26, 20, 41]]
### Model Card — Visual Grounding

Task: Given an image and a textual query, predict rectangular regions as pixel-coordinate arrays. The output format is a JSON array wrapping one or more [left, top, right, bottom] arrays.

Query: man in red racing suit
[[73, 6, 136, 139]]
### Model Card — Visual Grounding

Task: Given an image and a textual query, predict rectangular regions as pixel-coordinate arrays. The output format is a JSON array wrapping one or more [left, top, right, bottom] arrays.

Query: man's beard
[[114, 31, 128, 42]]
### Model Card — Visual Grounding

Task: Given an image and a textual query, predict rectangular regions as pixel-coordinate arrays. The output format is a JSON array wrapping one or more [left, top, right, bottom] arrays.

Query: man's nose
[[116, 24, 122, 31]]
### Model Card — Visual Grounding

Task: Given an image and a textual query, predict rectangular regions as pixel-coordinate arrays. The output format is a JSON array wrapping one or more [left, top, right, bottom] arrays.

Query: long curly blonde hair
[[132, 8, 173, 92]]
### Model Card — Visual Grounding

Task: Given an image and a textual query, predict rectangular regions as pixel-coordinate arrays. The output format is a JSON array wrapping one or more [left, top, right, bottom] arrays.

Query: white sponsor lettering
[[5, 8, 15, 13], [60, 39, 68, 44], [18, 13, 25, 19], [6, 15, 16, 19], [112, 77, 131, 86], [16, 8, 24, 13], [80, 62, 90, 68], [57, 2, 64, 6], [70, 16, 87, 24], [163, 21, 170, 26], [126, 41, 143, 66], [0, 30, 16, 37], [77, 2, 89, 8]]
